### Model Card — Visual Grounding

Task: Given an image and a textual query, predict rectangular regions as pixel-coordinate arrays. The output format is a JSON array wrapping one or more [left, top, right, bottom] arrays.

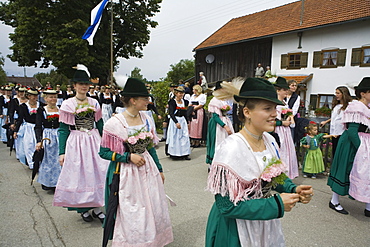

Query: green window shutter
[[281, 54, 288, 69], [351, 47, 362, 66], [337, 49, 347, 67], [300, 52, 308, 68], [313, 51, 321, 68]]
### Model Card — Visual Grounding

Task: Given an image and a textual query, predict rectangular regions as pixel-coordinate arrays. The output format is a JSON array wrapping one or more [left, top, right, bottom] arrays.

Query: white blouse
[[189, 93, 206, 106], [330, 104, 346, 135]]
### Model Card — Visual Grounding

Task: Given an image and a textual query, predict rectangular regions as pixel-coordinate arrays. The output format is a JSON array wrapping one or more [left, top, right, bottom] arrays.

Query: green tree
[[0, 0, 162, 83], [34, 69, 69, 88], [150, 79, 169, 133], [166, 59, 195, 84], [151, 79, 168, 116], [0, 53, 6, 85], [130, 67, 144, 80]]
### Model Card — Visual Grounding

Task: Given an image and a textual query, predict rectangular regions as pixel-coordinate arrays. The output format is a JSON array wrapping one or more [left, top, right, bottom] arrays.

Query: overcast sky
[[0, 0, 296, 80]]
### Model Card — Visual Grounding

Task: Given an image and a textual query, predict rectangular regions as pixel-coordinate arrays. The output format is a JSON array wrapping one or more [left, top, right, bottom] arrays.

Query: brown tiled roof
[[195, 0, 370, 50], [6, 76, 42, 88]]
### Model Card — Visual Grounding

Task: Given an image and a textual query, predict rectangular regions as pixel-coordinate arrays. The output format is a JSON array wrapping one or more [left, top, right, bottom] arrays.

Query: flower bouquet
[[220, 105, 231, 116], [47, 114, 59, 122], [281, 108, 293, 120], [260, 157, 288, 188], [29, 109, 38, 115], [74, 103, 96, 118], [176, 106, 187, 110], [126, 127, 154, 154]]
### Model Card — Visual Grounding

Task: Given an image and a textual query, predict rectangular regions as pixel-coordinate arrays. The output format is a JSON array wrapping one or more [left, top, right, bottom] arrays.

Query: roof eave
[[193, 17, 370, 52]]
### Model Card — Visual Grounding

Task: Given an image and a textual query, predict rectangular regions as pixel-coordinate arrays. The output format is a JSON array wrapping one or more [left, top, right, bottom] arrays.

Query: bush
[[151, 80, 171, 134]]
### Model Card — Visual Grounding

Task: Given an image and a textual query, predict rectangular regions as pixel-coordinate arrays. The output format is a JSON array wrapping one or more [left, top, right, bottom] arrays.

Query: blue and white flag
[[82, 0, 109, 45]]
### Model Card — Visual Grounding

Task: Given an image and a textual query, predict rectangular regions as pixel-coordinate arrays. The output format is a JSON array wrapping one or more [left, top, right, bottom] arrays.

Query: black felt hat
[[214, 81, 223, 91], [72, 70, 92, 84], [169, 82, 178, 87], [120, 78, 150, 97], [273, 77, 289, 89], [234, 77, 284, 105], [354, 77, 370, 90]]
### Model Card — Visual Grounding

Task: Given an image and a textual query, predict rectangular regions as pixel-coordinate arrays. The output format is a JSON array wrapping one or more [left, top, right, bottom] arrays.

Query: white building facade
[[271, 19, 370, 107]]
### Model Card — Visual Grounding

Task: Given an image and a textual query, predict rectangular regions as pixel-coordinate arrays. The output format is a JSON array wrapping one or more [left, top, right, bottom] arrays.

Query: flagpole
[[110, 0, 114, 85]]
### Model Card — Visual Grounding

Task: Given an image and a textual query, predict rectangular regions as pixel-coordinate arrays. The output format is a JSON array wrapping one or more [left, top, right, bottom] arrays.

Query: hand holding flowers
[[281, 108, 293, 120], [260, 157, 313, 211]]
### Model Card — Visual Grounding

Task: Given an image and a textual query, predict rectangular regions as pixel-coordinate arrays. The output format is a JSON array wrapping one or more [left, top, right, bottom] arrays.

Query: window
[[280, 52, 308, 69], [362, 47, 370, 65], [351, 46, 370, 67], [289, 53, 301, 68], [318, 95, 334, 108], [313, 49, 346, 68], [322, 50, 337, 67]]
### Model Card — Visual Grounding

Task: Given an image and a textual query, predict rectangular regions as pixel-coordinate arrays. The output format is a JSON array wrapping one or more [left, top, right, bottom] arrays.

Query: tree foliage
[[0, 53, 7, 85], [151, 79, 169, 116], [0, 0, 162, 83], [166, 59, 195, 84], [34, 69, 69, 88], [130, 67, 144, 80]]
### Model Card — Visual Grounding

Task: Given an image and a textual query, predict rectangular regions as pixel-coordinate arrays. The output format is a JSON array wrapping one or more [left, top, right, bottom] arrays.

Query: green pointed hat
[[273, 76, 289, 89], [234, 77, 283, 105], [71, 64, 92, 84], [120, 78, 150, 97], [72, 70, 92, 84]]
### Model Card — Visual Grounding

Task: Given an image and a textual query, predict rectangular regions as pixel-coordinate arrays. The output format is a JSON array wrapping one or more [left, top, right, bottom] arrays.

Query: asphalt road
[[1, 141, 369, 247]]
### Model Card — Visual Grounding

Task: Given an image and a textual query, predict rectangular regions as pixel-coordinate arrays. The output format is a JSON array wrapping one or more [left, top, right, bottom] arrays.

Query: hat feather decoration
[[73, 64, 90, 77], [114, 73, 129, 89], [346, 81, 358, 90], [213, 77, 244, 102], [268, 77, 277, 83]]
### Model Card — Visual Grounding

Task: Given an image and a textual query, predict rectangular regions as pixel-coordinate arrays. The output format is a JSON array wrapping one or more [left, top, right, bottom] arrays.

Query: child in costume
[[300, 122, 331, 179]]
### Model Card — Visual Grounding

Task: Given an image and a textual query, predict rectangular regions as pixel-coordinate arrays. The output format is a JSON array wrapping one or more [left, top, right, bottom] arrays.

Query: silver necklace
[[126, 110, 139, 118], [244, 126, 263, 141]]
